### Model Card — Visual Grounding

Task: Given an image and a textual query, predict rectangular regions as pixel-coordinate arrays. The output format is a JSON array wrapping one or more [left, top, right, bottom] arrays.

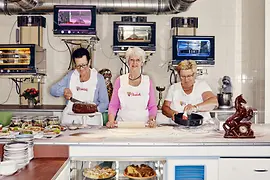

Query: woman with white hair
[[162, 60, 218, 120], [106, 47, 157, 128]]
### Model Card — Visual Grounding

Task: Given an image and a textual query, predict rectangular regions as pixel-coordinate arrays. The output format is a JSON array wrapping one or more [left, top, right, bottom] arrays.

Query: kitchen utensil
[[174, 113, 203, 126], [182, 111, 188, 120], [217, 93, 233, 108], [158, 123, 179, 127], [69, 97, 84, 103]]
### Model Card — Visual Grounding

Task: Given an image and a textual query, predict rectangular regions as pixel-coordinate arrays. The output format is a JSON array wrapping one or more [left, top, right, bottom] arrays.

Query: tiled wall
[[241, 0, 265, 123], [265, 0, 270, 124], [0, 0, 265, 123]]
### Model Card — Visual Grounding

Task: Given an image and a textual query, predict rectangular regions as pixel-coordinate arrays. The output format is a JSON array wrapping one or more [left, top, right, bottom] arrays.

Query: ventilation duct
[[0, 0, 197, 15], [8, 0, 38, 10]]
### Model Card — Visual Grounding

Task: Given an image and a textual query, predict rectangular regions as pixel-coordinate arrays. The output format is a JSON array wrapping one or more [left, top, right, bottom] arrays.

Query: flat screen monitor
[[172, 36, 215, 66], [53, 5, 96, 35]]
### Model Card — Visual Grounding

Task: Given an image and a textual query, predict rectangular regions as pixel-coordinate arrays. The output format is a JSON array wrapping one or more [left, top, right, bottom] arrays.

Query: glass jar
[[21, 116, 34, 128], [10, 116, 23, 127], [33, 116, 47, 127], [46, 116, 60, 125]]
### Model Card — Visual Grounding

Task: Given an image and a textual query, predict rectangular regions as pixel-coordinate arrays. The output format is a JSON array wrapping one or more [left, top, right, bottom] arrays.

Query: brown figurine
[[223, 94, 255, 138], [98, 68, 113, 101]]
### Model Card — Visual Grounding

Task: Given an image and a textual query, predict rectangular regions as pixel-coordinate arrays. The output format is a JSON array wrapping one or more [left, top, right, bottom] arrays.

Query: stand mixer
[[156, 86, 165, 110], [217, 76, 233, 109]]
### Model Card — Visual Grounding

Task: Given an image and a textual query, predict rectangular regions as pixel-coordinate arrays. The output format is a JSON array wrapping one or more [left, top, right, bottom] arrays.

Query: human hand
[[64, 88, 72, 100], [184, 104, 197, 115], [146, 119, 156, 128], [171, 110, 179, 121], [106, 120, 117, 128]]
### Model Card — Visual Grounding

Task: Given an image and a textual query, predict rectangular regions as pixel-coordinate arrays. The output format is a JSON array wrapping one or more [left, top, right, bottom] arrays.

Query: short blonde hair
[[125, 47, 145, 63], [176, 60, 197, 73]]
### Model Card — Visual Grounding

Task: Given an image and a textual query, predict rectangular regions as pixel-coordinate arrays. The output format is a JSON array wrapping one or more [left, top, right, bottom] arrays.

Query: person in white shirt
[[162, 60, 218, 120]]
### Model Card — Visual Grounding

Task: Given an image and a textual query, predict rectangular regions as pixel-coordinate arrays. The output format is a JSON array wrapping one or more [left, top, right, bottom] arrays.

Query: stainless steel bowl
[[217, 93, 233, 108]]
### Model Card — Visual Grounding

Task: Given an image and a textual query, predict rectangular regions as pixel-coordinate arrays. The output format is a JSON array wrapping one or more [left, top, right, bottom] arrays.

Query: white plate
[[68, 112, 101, 116], [43, 132, 62, 138], [6, 142, 28, 148], [4, 146, 28, 151]]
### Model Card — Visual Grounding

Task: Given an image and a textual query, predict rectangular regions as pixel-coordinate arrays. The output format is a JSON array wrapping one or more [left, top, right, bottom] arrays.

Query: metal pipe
[[0, 0, 197, 15]]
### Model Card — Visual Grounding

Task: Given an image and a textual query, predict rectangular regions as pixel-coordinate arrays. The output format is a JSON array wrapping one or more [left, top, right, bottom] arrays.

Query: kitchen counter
[[0, 105, 65, 112], [25, 124, 270, 158], [1, 158, 67, 180], [31, 124, 269, 146], [1, 125, 270, 180]]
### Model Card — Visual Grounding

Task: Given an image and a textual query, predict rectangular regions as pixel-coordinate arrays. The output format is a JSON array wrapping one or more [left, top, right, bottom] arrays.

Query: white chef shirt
[[165, 80, 212, 119]]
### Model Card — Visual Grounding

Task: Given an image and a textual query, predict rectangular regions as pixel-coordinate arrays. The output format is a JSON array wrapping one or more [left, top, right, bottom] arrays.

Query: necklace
[[129, 74, 141, 81]]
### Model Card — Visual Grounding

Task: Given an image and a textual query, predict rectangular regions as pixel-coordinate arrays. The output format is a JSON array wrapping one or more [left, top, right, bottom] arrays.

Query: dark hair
[[71, 48, 91, 64]]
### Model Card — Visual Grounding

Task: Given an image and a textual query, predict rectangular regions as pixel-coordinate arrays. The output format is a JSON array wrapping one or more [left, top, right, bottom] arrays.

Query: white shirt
[[165, 80, 212, 119]]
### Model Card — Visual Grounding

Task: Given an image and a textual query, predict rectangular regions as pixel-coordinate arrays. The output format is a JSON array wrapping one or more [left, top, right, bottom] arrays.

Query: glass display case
[[0, 44, 46, 74], [117, 25, 152, 43], [113, 21, 156, 53], [0, 48, 30, 65], [69, 158, 165, 180]]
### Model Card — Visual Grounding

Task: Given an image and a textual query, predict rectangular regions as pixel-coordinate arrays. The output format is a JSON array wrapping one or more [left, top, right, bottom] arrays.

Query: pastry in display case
[[69, 158, 165, 180], [0, 44, 46, 75]]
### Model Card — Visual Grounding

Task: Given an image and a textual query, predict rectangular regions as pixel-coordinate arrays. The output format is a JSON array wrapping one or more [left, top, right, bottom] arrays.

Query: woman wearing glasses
[[162, 60, 218, 120], [50, 48, 109, 124], [106, 47, 157, 128]]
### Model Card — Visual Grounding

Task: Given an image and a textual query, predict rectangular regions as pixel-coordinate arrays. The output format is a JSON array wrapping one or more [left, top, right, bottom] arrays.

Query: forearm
[[148, 104, 157, 118], [50, 72, 71, 97], [108, 113, 116, 122], [162, 105, 176, 119], [147, 80, 157, 118], [50, 84, 66, 97], [196, 97, 218, 112]]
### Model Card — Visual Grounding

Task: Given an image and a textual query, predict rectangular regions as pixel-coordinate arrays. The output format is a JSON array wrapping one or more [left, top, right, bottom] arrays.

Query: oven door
[[0, 44, 36, 74], [113, 21, 156, 52]]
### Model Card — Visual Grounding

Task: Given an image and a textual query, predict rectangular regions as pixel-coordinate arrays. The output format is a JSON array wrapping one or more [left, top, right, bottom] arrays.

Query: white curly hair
[[125, 47, 146, 63]]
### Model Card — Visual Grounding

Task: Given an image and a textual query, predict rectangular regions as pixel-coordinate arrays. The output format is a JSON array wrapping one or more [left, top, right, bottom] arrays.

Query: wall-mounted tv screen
[[53, 5, 96, 35], [172, 36, 215, 66]]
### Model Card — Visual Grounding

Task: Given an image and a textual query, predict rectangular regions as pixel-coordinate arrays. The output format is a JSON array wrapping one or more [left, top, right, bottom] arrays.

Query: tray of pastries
[[124, 164, 156, 179], [83, 165, 116, 180]]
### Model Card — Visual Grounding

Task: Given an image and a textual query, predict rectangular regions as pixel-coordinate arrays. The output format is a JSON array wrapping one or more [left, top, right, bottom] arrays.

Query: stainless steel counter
[[0, 105, 65, 112]]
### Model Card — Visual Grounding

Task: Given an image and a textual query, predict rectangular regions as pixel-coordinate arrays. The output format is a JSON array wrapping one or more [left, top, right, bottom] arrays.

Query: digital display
[[53, 5, 96, 35], [172, 36, 215, 66], [58, 9, 92, 27], [177, 40, 211, 57]]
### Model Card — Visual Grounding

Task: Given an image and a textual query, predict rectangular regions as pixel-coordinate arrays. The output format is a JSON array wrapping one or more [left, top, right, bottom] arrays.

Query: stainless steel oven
[[113, 18, 156, 54], [0, 44, 46, 75]]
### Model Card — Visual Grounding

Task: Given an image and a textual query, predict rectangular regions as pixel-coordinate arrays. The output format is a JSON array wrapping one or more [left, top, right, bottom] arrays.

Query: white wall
[[241, 0, 265, 123], [265, 0, 270, 124], [0, 0, 265, 123]]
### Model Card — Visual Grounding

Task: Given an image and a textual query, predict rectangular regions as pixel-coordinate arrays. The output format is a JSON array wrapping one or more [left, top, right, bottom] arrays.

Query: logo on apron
[[180, 101, 187, 106], [127, 92, 141, 97], [76, 86, 88, 92]]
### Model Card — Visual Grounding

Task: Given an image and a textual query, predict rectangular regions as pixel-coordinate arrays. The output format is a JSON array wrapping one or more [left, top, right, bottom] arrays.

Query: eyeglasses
[[75, 63, 88, 69], [180, 73, 194, 80]]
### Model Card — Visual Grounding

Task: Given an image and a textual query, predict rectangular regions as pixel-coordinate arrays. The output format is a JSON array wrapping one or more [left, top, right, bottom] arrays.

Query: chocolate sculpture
[[223, 94, 255, 138]]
